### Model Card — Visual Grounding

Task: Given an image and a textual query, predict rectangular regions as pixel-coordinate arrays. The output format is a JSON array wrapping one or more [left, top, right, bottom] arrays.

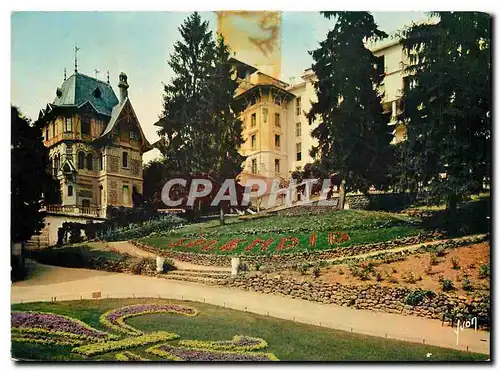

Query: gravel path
[[11, 262, 489, 355]]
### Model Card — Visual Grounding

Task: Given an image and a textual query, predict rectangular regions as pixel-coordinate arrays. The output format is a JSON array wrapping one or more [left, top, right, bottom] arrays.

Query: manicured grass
[[11, 298, 486, 361], [140, 210, 423, 256]]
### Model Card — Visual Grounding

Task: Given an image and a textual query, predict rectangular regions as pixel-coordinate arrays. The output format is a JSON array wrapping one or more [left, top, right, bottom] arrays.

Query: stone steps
[[163, 270, 230, 279], [157, 268, 231, 286]]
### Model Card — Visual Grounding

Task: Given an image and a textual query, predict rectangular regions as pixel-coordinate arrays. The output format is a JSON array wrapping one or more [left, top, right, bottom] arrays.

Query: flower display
[[11, 332, 86, 347], [245, 238, 274, 252], [219, 239, 247, 252], [100, 304, 199, 336], [276, 237, 299, 251], [328, 231, 350, 245], [146, 344, 279, 361], [115, 351, 150, 361], [179, 335, 267, 351], [72, 331, 179, 357], [11, 311, 115, 342], [309, 232, 317, 248]]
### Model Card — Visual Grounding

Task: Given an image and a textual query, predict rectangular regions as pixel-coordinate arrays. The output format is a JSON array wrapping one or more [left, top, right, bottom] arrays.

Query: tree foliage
[[308, 11, 394, 193], [396, 12, 491, 208], [11, 106, 57, 242]]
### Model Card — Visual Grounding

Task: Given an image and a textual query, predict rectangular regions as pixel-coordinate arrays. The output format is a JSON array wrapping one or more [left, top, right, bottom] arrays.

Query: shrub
[[374, 271, 383, 282], [436, 246, 447, 257], [338, 268, 344, 275], [429, 253, 439, 266], [130, 258, 151, 275], [403, 271, 417, 284], [451, 257, 460, 270], [255, 262, 262, 271], [163, 258, 176, 273], [405, 289, 432, 306], [441, 279, 454, 292], [479, 264, 489, 279], [462, 277, 473, 291], [299, 263, 309, 275], [391, 267, 398, 274], [312, 266, 321, 278]]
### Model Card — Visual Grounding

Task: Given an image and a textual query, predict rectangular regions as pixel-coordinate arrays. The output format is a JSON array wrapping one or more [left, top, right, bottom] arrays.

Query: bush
[[436, 246, 447, 257], [312, 266, 321, 278], [429, 253, 439, 266], [255, 262, 262, 271], [338, 268, 344, 275], [374, 271, 383, 282], [479, 264, 489, 279], [451, 257, 460, 270], [403, 271, 417, 284], [405, 289, 432, 306], [299, 263, 309, 275], [462, 277, 473, 291], [130, 258, 152, 275], [441, 279, 454, 292]]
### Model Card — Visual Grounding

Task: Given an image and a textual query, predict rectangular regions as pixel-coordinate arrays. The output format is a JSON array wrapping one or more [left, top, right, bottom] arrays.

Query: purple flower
[[152, 345, 278, 361], [11, 311, 111, 339]]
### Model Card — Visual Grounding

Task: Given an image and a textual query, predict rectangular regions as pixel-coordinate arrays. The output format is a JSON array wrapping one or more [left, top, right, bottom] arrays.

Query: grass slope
[[140, 210, 423, 255], [11, 298, 486, 361]]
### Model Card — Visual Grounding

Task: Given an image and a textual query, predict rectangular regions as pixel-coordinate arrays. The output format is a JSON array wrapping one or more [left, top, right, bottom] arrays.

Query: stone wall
[[345, 194, 370, 210], [222, 274, 490, 328]]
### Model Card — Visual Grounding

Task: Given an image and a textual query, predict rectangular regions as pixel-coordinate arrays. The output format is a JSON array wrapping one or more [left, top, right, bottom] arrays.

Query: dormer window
[[65, 117, 73, 132], [93, 87, 102, 98], [81, 117, 91, 135]]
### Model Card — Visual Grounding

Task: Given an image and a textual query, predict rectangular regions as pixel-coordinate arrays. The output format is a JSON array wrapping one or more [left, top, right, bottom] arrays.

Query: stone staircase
[[158, 268, 231, 286], [25, 227, 51, 250]]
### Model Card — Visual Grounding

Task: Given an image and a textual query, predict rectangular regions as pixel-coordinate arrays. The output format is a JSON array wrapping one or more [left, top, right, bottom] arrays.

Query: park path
[[11, 262, 489, 355], [95, 241, 230, 272]]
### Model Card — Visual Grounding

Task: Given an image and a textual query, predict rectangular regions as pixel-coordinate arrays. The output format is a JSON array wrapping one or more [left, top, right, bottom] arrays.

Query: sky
[[11, 11, 428, 162]]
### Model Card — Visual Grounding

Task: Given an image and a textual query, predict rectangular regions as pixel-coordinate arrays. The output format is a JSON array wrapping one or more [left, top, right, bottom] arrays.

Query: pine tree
[[157, 12, 216, 173], [206, 35, 246, 224], [397, 12, 491, 212], [308, 12, 394, 199]]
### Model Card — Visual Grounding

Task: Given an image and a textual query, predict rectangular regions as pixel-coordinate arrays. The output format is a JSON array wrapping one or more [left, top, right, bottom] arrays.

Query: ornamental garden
[[11, 298, 488, 361]]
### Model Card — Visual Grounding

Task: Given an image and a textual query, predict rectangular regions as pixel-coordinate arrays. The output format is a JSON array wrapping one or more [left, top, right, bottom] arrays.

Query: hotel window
[[65, 117, 73, 132], [275, 134, 280, 148], [375, 55, 385, 76], [296, 143, 302, 161], [122, 151, 128, 168], [250, 96, 257, 106], [296, 97, 301, 116], [45, 126, 49, 140], [262, 108, 268, 123], [99, 153, 104, 171], [81, 117, 91, 135], [68, 185, 73, 197], [77, 151, 85, 169], [274, 95, 281, 106], [275, 113, 280, 127], [86, 153, 93, 171], [275, 159, 280, 174], [251, 134, 256, 149], [251, 159, 257, 174], [52, 121, 55, 137], [251, 113, 256, 127], [296, 122, 301, 137]]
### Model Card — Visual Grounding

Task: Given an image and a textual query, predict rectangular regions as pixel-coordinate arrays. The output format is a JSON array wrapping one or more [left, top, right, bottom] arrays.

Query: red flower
[[200, 240, 218, 252], [276, 237, 299, 251], [309, 232, 317, 248], [245, 238, 274, 252], [219, 239, 246, 252], [169, 238, 187, 248]]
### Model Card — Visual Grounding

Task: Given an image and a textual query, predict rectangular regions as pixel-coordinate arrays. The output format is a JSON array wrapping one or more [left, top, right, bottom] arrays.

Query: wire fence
[[11, 290, 489, 355]]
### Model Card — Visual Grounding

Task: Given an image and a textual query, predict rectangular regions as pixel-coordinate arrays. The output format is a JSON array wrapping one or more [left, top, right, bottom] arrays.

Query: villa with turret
[[30, 69, 151, 247]]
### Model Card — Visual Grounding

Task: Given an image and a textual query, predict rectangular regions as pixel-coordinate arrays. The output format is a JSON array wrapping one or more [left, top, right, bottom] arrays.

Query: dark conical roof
[[53, 72, 119, 116]]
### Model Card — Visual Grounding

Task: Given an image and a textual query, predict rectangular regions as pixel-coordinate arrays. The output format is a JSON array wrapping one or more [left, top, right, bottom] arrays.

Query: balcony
[[43, 205, 106, 219]]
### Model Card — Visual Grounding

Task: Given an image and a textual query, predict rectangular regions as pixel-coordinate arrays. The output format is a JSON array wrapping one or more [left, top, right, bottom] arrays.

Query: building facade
[[36, 71, 151, 219]]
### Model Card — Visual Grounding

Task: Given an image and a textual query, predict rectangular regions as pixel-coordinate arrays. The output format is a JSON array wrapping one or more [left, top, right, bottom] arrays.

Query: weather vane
[[74, 44, 80, 73]]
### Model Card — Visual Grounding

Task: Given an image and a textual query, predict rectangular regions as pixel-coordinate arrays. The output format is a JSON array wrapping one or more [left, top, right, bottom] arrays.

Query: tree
[[11, 106, 57, 277], [397, 12, 491, 213], [307, 12, 394, 204], [157, 13, 245, 224], [142, 158, 176, 210], [206, 35, 246, 224], [156, 11, 216, 174]]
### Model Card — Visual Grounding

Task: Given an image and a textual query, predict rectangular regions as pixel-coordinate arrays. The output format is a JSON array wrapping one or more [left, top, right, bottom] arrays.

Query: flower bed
[[72, 331, 179, 357], [11, 331, 86, 347], [178, 335, 267, 352], [11, 311, 116, 343], [115, 351, 150, 361], [146, 343, 279, 361], [100, 304, 198, 336]]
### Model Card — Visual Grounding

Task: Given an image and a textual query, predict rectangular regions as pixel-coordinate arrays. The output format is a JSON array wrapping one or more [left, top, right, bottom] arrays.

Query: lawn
[[11, 298, 486, 361], [139, 209, 424, 255]]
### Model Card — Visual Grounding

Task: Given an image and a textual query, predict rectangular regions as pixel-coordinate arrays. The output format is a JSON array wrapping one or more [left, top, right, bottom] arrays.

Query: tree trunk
[[339, 179, 347, 210], [219, 206, 225, 226]]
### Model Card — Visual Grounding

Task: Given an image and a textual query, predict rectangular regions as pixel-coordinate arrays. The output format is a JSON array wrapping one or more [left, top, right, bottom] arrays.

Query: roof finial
[[64, 68, 67, 81], [74, 43, 80, 73], [107, 70, 110, 84]]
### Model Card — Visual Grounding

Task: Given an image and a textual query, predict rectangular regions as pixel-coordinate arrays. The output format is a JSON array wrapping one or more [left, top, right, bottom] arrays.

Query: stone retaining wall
[[222, 274, 490, 328]]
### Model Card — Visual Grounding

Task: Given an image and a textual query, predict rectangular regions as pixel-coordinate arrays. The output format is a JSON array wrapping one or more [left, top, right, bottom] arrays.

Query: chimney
[[118, 72, 129, 102]]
